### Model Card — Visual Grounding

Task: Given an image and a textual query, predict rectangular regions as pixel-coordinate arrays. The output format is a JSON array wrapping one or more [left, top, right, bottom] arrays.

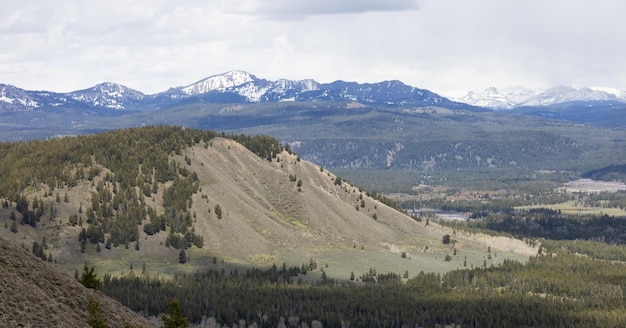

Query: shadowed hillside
[[0, 237, 157, 327]]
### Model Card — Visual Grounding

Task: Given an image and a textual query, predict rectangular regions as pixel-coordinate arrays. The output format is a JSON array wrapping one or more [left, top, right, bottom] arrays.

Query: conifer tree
[[79, 262, 102, 290], [162, 299, 188, 328], [179, 249, 187, 264], [86, 298, 106, 328]]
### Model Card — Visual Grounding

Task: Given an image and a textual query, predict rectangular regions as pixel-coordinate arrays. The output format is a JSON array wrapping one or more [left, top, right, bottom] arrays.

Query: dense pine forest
[[100, 249, 626, 327]]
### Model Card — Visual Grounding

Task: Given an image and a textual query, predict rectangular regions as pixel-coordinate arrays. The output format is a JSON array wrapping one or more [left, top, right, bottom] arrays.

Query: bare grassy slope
[[179, 138, 535, 274], [0, 237, 157, 328]]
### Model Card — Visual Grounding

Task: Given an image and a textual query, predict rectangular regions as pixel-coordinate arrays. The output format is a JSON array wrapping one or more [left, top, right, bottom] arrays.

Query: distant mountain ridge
[[457, 85, 626, 109], [0, 70, 475, 112]]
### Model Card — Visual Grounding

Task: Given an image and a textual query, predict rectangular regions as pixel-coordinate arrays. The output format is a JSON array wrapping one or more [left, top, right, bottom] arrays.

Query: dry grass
[[517, 201, 626, 216], [0, 237, 157, 328]]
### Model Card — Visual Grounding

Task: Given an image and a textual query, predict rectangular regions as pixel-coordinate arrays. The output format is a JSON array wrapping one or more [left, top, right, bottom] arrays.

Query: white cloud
[[0, 0, 625, 97]]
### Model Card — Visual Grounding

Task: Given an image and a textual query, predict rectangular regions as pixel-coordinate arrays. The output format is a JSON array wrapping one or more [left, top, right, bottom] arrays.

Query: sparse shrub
[[215, 204, 222, 219], [442, 234, 451, 245]]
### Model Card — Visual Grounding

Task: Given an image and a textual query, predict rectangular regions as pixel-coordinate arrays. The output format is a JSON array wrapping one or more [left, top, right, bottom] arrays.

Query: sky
[[1, 0, 625, 98]]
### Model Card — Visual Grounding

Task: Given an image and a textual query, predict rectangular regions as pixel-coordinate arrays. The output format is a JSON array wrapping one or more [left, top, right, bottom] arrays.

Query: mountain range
[[3, 70, 626, 176], [2, 70, 626, 113], [457, 85, 626, 109], [0, 70, 475, 112]]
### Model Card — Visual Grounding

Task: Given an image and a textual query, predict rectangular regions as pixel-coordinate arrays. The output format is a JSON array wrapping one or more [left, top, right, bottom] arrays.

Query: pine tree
[[86, 298, 106, 328], [79, 262, 102, 290], [179, 249, 187, 264], [162, 299, 188, 328]]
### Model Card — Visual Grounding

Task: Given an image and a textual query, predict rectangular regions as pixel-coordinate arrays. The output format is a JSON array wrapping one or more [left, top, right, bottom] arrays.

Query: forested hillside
[[0, 126, 532, 280]]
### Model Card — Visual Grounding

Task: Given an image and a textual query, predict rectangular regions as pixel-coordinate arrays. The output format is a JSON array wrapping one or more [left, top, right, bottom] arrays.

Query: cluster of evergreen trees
[[443, 211, 626, 244], [100, 249, 626, 327]]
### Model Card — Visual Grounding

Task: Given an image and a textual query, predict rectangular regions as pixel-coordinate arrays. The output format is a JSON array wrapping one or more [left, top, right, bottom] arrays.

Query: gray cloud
[[224, 0, 419, 20]]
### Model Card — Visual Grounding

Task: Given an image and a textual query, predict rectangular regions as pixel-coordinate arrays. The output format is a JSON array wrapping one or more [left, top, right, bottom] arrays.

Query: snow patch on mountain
[[271, 79, 319, 93], [0, 84, 39, 109], [182, 70, 257, 95], [232, 83, 269, 103], [458, 85, 626, 109]]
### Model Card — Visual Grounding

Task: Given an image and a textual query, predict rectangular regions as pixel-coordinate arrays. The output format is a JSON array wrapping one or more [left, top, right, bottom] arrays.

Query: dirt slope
[[0, 237, 157, 328]]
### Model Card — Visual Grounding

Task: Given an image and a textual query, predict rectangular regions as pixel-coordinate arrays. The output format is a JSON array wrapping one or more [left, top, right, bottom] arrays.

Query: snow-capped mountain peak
[[458, 85, 626, 109], [456, 86, 540, 109], [182, 70, 258, 95], [590, 86, 626, 99], [0, 84, 40, 110], [69, 82, 144, 110]]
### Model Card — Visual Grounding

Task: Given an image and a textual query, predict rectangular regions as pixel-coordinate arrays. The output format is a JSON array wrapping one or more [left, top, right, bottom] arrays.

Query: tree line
[[100, 250, 626, 327]]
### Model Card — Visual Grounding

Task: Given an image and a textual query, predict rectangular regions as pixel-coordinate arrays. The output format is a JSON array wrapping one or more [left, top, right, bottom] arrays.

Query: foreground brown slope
[[0, 137, 535, 279], [0, 237, 157, 328]]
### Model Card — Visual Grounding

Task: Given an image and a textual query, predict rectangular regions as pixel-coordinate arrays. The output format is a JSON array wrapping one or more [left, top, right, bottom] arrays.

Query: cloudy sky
[[1, 0, 625, 97]]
